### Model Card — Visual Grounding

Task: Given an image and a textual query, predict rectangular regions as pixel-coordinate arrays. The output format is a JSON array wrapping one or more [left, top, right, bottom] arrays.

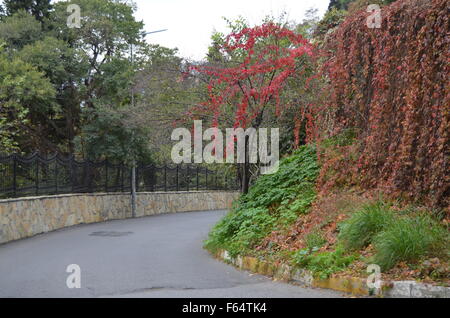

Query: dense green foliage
[[304, 229, 327, 250], [0, 0, 155, 161], [338, 201, 449, 270], [292, 245, 357, 279], [328, 0, 397, 11], [205, 145, 319, 257], [1, 0, 52, 23], [0, 44, 56, 152]]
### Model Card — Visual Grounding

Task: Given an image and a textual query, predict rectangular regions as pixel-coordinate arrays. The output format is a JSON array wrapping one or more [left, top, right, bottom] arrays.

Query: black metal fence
[[0, 153, 239, 199]]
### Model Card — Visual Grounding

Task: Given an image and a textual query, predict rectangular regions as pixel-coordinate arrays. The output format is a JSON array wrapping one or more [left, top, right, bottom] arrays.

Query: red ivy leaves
[[317, 0, 449, 211]]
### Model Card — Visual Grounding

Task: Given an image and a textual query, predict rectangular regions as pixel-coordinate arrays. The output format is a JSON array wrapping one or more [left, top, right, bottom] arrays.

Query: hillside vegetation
[[206, 0, 449, 284], [205, 145, 319, 258]]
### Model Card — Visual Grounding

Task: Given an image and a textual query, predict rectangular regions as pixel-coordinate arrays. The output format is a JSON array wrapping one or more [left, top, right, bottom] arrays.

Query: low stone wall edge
[[0, 191, 239, 245]]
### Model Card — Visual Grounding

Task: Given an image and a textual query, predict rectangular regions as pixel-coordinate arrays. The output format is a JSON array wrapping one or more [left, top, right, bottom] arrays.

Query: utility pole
[[129, 29, 168, 218]]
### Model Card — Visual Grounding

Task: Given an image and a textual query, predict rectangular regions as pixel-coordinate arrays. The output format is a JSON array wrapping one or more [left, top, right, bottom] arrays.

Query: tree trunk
[[240, 135, 250, 194]]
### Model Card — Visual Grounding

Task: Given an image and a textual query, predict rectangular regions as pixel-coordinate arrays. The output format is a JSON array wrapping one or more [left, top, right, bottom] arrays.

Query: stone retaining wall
[[0, 191, 239, 244], [213, 249, 450, 298]]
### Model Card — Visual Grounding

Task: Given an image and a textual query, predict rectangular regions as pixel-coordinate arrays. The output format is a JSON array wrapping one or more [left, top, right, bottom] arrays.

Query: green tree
[[76, 106, 152, 163], [18, 36, 89, 153], [0, 10, 42, 50], [314, 8, 347, 38], [2, 0, 52, 23], [50, 0, 144, 108], [126, 45, 201, 162], [295, 8, 320, 40], [0, 0, 149, 157], [328, 0, 354, 10], [0, 43, 56, 153]]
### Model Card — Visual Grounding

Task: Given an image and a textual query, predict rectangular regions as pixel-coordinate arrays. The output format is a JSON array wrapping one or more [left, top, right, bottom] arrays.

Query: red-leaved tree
[[189, 23, 314, 193]]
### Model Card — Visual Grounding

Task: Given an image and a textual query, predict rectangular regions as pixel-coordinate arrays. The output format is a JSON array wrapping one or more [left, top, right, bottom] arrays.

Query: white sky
[[132, 0, 330, 60]]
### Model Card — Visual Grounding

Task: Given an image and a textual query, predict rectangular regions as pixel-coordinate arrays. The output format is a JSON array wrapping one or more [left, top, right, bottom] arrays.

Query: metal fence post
[[105, 160, 108, 193], [70, 156, 75, 193], [84, 160, 90, 193], [151, 166, 155, 192], [196, 166, 199, 191], [176, 166, 179, 191], [131, 162, 137, 217], [186, 166, 189, 192], [12, 155, 17, 197], [136, 165, 140, 193], [35, 158, 39, 196], [164, 166, 167, 192], [120, 164, 124, 192], [54, 158, 58, 194]]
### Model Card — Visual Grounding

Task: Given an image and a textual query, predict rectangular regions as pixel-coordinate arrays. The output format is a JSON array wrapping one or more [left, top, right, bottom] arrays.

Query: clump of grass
[[338, 200, 394, 250], [373, 214, 449, 270], [305, 229, 327, 250], [292, 245, 357, 279]]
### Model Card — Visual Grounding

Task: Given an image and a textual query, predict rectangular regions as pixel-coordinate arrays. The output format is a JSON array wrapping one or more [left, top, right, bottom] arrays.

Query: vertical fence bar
[[120, 165, 124, 192], [164, 166, 167, 192], [54, 158, 58, 194], [12, 155, 17, 197], [131, 163, 136, 217], [137, 165, 141, 193], [105, 160, 108, 193], [35, 158, 39, 196], [205, 168, 208, 190], [196, 166, 199, 191], [84, 161, 89, 193], [176, 166, 179, 191], [70, 156, 75, 193], [186, 166, 189, 192], [150, 166, 155, 192]]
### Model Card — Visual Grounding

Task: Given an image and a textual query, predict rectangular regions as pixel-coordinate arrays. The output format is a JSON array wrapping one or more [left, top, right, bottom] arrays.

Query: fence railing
[[0, 153, 239, 199]]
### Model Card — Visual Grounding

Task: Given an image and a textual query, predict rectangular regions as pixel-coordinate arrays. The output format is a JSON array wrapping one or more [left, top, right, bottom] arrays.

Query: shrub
[[338, 200, 394, 250], [320, 128, 357, 149], [292, 245, 357, 279], [315, 8, 347, 37], [204, 145, 319, 257], [305, 229, 327, 250], [373, 214, 449, 270]]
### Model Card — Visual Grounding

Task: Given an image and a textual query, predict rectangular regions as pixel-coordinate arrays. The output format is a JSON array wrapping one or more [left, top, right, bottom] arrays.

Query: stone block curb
[[213, 249, 449, 298]]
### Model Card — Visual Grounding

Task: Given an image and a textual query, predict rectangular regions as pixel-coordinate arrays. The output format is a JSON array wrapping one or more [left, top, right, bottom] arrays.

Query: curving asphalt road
[[0, 210, 343, 298]]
